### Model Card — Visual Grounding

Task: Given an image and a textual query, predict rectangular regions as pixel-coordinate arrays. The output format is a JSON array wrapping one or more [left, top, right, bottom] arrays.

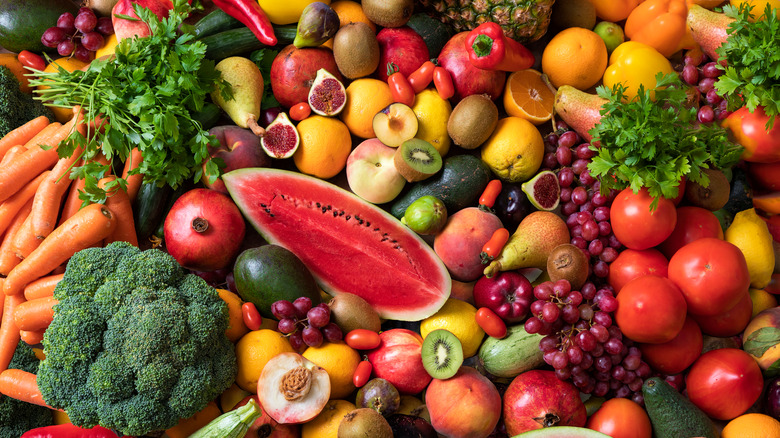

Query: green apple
[[593, 21, 625, 54]]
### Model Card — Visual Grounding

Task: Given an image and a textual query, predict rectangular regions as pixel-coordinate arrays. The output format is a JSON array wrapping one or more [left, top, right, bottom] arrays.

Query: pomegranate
[[437, 32, 506, 103], [269, 44, 342, 108], [163, 188, 246, 272]]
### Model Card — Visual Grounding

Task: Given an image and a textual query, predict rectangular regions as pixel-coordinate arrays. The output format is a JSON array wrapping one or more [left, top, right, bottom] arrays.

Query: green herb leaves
[[588, 73, 742, 210]]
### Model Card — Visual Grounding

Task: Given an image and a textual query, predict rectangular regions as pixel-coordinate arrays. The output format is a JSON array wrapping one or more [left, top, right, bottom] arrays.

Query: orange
[[0, 53, 31, 93], [339, 78, 393, 139], [302, 341, 361, 399], [503, 69, 556, 125], [216, 288, 249, 342], [293, 115, 353, 179], [722, 413, 780, 438], [95, 33, 119, 59], [321, 1, 376, 49], [235, 329, 295, 392], [39, 57, 91, 123], [301, 399, 356, 438], [541, 27, 608, 91]]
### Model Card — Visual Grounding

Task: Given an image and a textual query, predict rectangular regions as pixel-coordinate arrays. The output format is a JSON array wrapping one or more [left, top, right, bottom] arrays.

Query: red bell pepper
[[465, 22, 535, 72], [21, 423, 128, 438], [211, 0, 277, 46]]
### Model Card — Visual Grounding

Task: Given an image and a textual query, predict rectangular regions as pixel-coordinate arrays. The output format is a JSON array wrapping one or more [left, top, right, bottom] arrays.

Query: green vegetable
[[715, 3, 780, 128], [0, 66, 54, 137], [587, 72, 743, 209], [0, 341, 53, 438], [190, 397, 262, 438], [28, 0, 231, 204], [37, 242, 237, 437]]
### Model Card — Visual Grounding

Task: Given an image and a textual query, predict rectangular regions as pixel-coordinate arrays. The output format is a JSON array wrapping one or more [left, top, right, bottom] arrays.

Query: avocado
[[642, 377, 719, 438], [0, 0, 79, 53]]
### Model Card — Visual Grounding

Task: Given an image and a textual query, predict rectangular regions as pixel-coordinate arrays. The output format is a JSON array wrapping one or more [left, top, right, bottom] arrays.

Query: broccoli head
[[0, 66, 54, 137], [38, 242, 237, 437], [0, 341, 53, 438]]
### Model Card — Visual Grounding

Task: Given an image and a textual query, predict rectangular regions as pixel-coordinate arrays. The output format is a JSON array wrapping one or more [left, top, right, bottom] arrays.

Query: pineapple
[[417, 0, 556, 43]]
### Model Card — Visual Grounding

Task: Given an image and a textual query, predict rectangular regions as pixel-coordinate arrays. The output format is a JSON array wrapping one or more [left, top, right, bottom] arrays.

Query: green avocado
[[642, 376, 719, 438], [0, 0, 79, 53]]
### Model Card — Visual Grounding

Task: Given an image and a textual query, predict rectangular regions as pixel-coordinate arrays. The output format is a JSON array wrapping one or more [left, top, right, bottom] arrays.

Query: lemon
[[95, 33, 119, 59], [258, 0, 331, 24], [411, 89, 453, 157], [749, 288, 777, 317], [302, 341, 361, 399], [480, 116, 544, 183], [420, 298, 485, 358], [39, 57, 91, 123], [725, 208, 775, 289], [235, 329, 295, 392], [302, 399, 356, 438]]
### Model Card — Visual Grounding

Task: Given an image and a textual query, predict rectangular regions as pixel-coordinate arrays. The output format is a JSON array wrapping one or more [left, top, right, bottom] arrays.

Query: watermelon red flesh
[[223, 168, 451, 321]]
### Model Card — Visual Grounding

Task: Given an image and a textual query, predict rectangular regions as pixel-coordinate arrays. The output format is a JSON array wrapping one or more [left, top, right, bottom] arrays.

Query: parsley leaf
[[250, 48, 280, 109]]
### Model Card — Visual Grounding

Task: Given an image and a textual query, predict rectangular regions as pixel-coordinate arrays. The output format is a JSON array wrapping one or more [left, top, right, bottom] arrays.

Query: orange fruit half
[[503, 69, 555, 125]]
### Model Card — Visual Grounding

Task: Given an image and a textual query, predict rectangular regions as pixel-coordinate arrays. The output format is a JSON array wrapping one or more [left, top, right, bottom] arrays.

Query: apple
[[375, 27, 430, 82], [372, 103, 418, 147], [346, 138, 407, 204], [425, 366, 501, 438], [270, 44, 342, 108], [234, 395, 302, 437], [472, 271, 534, 324], [202, 125, 271, 194], [112, 0, 173, 42], [366, 329, 432, 395]]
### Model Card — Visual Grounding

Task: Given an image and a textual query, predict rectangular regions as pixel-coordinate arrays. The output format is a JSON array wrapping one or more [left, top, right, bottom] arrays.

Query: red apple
[[112, 0, 173, 42], [437, 32, 506, 103], [375, 27, 430, 83], [346, 138, 407, 204], [472, 271, 534, 324], [270, 45, 342, 108], [425, 366, 501, 438], [202, 126, 271, 194], [366, 329, 432, 395], [503, 370, 587, 436], [234, 395, 301, 437]]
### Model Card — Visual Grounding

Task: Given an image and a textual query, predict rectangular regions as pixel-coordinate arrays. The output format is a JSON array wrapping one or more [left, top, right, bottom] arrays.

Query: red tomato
[[614, 274, 687, 344], [610, 187, 677, 250], [17, 50, 46, 72], [608, 248, 669, 294], [407, 60, 435, 94], [432, 66, 455, 100], [475, 307, 507, 339], [689, 289, 752, 337], [656, 206, 724, 259], [353, 360, 373, 387], [344, 329, 381, 350], [241, 302, 263, 331], [386, 63, 415, 107], [667, 237, 750, 316], [638, 316, 703, 375], [685, 348, 764, 420], [289, 102, 311, 121], [721, 106, 780, 163], [586, 397, 652, 438]]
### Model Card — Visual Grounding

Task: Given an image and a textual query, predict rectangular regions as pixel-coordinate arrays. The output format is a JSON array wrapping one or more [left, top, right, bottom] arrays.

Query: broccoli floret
[[0, 66, 54, 137], [0, 341, 53, 438], [38, 242, 237, 437]]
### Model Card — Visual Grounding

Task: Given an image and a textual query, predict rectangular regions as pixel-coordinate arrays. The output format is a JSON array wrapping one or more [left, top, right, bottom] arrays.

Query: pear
[[211, 56, 265, 136], [686, 5, 735, 62], [553, 85, 608, 145]]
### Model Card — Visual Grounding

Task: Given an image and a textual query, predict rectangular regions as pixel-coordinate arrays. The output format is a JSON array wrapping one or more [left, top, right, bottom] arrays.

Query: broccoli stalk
[[0, 66, 54, 137]]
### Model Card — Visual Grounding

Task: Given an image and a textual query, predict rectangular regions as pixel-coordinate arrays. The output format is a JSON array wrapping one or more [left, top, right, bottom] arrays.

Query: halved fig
[[521, 170, 561, 211], [261, 112, 300, 159], [308, 68, 347, 117], [257, 352, 331, 424]]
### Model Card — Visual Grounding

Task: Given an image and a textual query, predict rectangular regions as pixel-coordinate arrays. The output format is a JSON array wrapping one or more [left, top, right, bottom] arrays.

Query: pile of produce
[[0, 0, 779, 437]]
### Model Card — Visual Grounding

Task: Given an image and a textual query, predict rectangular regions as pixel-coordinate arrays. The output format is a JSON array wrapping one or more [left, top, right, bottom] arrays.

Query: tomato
[[721, 106, 780, 163], [479, 179, 503, 209], [386, 63, 415, 107], [241, 302, 263, 331], [475, 307, 507, 339], [614, 274, 687, 344], [685, 348, 764, 420], [608, 248, 669, 294], [689, 289, 752, 337], [656, 206, 724, 259], [344, 329, 381, 350], [610, 187, 677, 250], [481, 228, 510, 261], [638, 316, 703, 375], [17, 50, 46, 72], [667, 237, 750, 316], [352, 360, 372, 388], [586, 397, 652, 438], [432, 66, 455, 100], [407, 60, 435, 94], [289, 102, 311, 121]]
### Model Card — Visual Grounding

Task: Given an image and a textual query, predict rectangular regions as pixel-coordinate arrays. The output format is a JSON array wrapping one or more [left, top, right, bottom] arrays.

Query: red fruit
[[202, 125, 271, 194], [111, 0, 172, 41], [656, 206, 723, 259], [270, 44, 342, 109], [472, 271, 533, 324], [233, 395, 301, 438], [375, 26, 430, 83], [426, 366, 502, 438], [437, 32, 506, 102], [365, 329, 431, 395]]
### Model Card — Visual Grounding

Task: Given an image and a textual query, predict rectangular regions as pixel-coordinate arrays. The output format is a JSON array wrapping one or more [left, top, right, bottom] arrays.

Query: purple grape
[[74, 9, 98, 33], [530, 299, 545, 316], [593, 311, 613, 328], [581, 283, 597, 300], [556, 146, 572, 166], [57, 12, 76, 33], [705, 88, 722, 105], [600, 246, 619, 263], [558, 167, 575, 188], [292, 297, 313, 318], [96, 16, 114, 35], [561, 304, 579, 324], [581, 220, 599, 241], [42, 26, 68, 48], [271, 300, 297, 320], [555, 367, 572, 380], [540, 335, 558, 352], [277, 318, 298, 335], [560, 186, 573, 203], [567, 345, 583, 364], [593, 260, 609, 278], [598, 221, 612, 236], [575, 143, 596, 160], [524, 316, 543, 334], [579, 170, 596, 186], [562, 201, 578, 216], [81, 31, 104, 52], [572, 158, 589, 175], [57, 39, 75, 56], [567, 291, 583, 307], [590, 324, 610, 343], [698, 105, 715, 124], [73, 43, 92, 62], [576, 330, 597, 351], [571, 236, 587, 251], [552, 351, 569, 370], [698, 77, 716, 94], [571, 187, 588, 205], [534, 282, 554, 301], [543, 152, 558, 169], [605, 338, 624, 355], [591, 192, 608, 207], [301, 326, 323, 347], [288, 332, 305, 351], [558, 130, 580, 148], [306, 306, 330, 328], [588, 238, 604, 256], [701, 61, 721, 78], [321, 323, 343, 342], [681, 64, 699, 85]]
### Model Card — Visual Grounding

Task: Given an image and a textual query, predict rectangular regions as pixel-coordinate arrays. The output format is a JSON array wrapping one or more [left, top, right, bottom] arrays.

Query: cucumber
[[133, 182, 172, 242], [642, 377, 719, 438], [478, 324, 544, 378], [190, 8, 243, 39], [200, 25, 297, 60]]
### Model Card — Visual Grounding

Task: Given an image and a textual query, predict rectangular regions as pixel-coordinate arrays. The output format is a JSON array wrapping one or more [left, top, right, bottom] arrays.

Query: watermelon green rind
[[223, 167, 452, 321], [510, 426, 612, 438]]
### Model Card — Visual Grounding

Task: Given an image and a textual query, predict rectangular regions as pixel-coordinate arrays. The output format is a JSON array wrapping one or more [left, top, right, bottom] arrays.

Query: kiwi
[[547, 243, 590, 290], [393, 138, 443, 183], [361, 0, 413, 28], [328, 292, 382, 333], [338, 408, 394, 438], [684, 168, 731, 211], [333, 22, 380, 80], [447, 94, 499, 150], [421, 329, 463, 379]]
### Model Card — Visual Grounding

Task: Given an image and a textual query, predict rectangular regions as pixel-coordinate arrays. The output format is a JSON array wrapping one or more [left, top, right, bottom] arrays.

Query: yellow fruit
[[503, 69, 555, 125], [302, 341, 362, 399], [480, 116, 544, 183], [218, 383, 251, 412], [411, 89, 453, 157], [730, 0, 780, 19], [235, 329, 295, 392], [302, 399, 356, 438], [39, 57, 91, 123], [542, 27, 608, 90], [95, 33, 119, 59], [258, 0, 331, 25], [322, 1, 377, 49], [722, 413, 780, 438], [216, 289, 250, 342], [293, 115, 353, 179], [339, 78, 393, 139], [725, 208, 775, 289], [749, 288, 777, 317], [420, 298, 485, 358]]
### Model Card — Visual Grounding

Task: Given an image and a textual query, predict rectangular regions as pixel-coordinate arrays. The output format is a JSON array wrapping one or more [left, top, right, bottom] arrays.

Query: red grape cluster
[[679, 49, 731, 124], [41, 8, 114, 63], [271, 297, 343, 351]]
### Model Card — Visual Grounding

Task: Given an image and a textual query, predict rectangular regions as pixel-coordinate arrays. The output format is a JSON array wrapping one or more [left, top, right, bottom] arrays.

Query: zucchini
[[201, 25, 297, 60], [190, 8, 242, 39], [478, 324, 544, 378]]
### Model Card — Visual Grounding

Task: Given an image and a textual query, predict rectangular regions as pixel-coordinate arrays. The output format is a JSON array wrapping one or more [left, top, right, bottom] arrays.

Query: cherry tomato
[[386, 63, 415, 107], [432, 66, 455, 100], [689, 289, 752, 337], [289, 102, 311, 121], [656, 206, 724, 259], [685, 348, 764, 420], [17, 50, 46, 72], [638, 316, 703, 375], [614, 274, 687, 344], [586, 397, 652, 438], [721, 106, 780, 163], [479, 179, 503, 209], [607, 248, 669, 295], [481, 228, 510, 262], [407, 60, 435, 94], [667, 237, 750, 316], [345, 329, 381, 350], [475, 307, 507, 338], [610, 187, 677, 250], [241, 302, 263, 331], [353, 360, 373, 388]]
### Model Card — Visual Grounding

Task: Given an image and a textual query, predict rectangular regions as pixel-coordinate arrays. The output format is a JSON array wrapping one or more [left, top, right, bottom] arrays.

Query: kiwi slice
[[421, 329, 463, 379], [393, 138, 443, 183]]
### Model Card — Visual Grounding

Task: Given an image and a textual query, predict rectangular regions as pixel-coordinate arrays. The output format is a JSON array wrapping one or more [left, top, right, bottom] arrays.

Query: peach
[[372, 103, 418, 147], [346, 138, 406, 204], [366, 329, 431, 395], [202, 126, 271, 194], [425, 366, 501, 438], [433, 207, 504, 282], [743, 307, 780, 371]]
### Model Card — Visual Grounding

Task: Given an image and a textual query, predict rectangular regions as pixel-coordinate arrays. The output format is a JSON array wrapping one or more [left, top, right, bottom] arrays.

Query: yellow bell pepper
[[591, 0, 646, 22], [625, 0, 689, 57], [602, 41, 674, 101]]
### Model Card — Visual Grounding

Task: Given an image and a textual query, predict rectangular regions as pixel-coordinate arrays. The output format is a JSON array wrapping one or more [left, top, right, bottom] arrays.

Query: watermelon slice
[[511, 427, 612, 437], [223, 168, 451, 321]]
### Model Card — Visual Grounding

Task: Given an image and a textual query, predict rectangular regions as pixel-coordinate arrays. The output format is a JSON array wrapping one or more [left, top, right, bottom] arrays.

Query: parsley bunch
[[588, 73, 743, 209], [715, 3, 780, 128], [30, 0, 231, 203]]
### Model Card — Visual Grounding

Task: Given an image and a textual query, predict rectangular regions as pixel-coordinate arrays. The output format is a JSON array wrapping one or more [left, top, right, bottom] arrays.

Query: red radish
[[164, 188, 246, 272]]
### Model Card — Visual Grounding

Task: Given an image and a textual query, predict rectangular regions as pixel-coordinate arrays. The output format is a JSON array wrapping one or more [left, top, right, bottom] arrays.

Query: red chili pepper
[[481, 227, 510, 264], [479, 179, 503, 209], [432, 66, 454, 100], [464, 22, 535, 72], [289, 102, 311, 121], [21, 423, 125, 438], [475, 307, 508, 339], [353, 359, 373, 387], [211, 0, 277, 46], [241, 302, 263, 331], [386, 63, 415, 107], [407, 60, 436, 94], [17, 50, 46, 72], [345, 329, 381, 350]]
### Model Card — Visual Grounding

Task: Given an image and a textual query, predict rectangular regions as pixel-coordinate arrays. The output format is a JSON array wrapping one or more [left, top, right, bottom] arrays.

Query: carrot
[[0, 295, 24, 373], [10, 210, 42, 260], [0, 145, 24, 167], [0, 116, 50, 159], [0, 171, 49, 237], [19, 329, 45, 346], [21, 122, 60, 149], [0, 200, 32, 276], [59, 152, 112, 226], [99, 176, 138, 247], [23, 273, 63, 301], [13, 296, 57, 332], [30, 145, 84, 239], [3, 203, 117, 297], [0, 368, 50, 408], [121, 147, 144, 203]]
